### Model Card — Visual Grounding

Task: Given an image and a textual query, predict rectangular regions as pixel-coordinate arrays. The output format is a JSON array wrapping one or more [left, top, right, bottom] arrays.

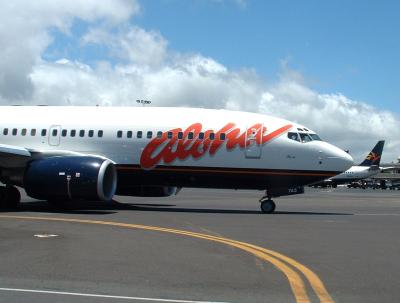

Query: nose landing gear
[[259, 194, 276, 214], [259, 186, 305, 214]]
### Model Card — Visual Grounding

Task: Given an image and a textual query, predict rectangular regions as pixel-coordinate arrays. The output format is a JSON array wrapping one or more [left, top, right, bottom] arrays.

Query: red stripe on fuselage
[[139, 122, 293, 169]]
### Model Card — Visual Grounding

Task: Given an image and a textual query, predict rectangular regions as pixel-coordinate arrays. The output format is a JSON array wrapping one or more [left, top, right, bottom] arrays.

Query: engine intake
[[24, 156, 117, 201]]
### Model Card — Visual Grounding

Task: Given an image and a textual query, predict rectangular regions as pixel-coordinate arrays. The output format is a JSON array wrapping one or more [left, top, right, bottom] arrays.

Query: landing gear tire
[[260, 199, 276, 214], [0, 186, 21, 209]]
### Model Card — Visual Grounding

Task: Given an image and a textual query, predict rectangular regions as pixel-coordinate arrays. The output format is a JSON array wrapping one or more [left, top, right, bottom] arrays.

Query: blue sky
[[131, 0, 399, 112]]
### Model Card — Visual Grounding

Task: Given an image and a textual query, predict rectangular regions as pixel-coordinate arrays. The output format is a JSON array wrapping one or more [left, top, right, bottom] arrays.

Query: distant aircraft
[[0, 106, 352, 213], [312, 140, 389, 188]]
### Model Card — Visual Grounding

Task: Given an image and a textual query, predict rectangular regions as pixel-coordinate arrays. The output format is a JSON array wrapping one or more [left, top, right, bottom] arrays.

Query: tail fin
[[359, 140, 385, 166]]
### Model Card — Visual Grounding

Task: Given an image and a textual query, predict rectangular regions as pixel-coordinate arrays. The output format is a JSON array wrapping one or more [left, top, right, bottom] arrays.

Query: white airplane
[[0, 106, 353, 213], [313, 140, 388, 187]]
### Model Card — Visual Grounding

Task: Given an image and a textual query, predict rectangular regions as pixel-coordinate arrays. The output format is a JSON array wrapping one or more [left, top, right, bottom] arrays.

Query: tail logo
[[366, 152, 380, 164], [140, 122, 292, 169]]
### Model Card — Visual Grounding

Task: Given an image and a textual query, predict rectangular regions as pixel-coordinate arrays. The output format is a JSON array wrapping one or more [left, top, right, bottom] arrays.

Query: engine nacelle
[[24, 156, 117, 201], [116, 186, 177, 197]]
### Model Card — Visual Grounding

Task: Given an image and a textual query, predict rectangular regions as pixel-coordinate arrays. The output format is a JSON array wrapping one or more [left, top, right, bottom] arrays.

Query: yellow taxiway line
[[0, 215, 334, 303]]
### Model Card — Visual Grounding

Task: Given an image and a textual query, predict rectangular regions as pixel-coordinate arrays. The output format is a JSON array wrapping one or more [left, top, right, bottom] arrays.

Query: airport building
[[373, 157, 400, 180]]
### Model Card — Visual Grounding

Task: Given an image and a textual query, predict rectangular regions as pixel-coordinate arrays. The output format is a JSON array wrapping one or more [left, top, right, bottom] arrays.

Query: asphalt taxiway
[[1, 187, 400, 303]]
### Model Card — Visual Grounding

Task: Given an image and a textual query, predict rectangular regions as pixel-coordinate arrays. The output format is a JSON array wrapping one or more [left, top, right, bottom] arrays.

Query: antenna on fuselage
[[136, 99, 152, 107]]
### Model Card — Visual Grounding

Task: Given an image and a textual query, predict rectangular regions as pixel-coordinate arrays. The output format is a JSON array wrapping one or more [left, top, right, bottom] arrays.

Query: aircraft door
[[48, 125, 61, 146], [245, 125, 262, 159]]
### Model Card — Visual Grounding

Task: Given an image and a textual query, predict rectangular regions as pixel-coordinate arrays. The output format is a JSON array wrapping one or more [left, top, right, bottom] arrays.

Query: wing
[[0, 143, 32, 168], [0, 143, 85, 169], [380, 166, 395, 172]]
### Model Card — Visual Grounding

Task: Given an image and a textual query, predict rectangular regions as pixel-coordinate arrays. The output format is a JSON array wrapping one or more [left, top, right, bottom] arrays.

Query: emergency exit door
[[48, 125, 61, 146]]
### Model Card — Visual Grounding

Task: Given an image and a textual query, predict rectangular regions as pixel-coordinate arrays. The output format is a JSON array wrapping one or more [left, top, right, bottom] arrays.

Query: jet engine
[[24, 156, 117, 201]]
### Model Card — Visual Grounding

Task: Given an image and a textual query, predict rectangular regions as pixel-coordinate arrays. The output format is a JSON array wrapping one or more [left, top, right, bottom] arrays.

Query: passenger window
[[177, 132, 183, 139], [41, 129, 47, 136], [52, 129, 58, 136], [219, 133, 226, 140], [157, 131, 163, 138], [300, 133, 312, 143], [21, 129, 27, 136], [3, 128, 8, 135], [188, 132, 194, 139], [198, 132, 204, 140], [127, 131, 132, 138], [147, 131, 153, 139], [137, 131, 142, 139], [288, 132, 300, 142], [98, 130, 103, 138], [117, 130, 123, 138], [61, 129, 67, 137], [70, 130, 76, 137], [88, 130, 94, 138], [167, 131, 173, 139], [209, 133, 215, 140], [30, 129, 36, 136], [79, 130, 85, 137], [12, 128, 17, 136]]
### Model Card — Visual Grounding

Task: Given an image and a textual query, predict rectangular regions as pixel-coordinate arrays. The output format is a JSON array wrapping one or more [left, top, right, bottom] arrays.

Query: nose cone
[[323, 143, 354, 172]]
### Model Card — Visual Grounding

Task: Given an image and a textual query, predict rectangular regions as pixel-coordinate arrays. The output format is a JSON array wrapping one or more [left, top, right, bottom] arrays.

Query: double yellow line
[[0, 215, 334, 303]]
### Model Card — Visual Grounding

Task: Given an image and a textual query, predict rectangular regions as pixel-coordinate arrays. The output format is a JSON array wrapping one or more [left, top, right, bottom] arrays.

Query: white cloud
[[258, 75, 400, 162], [0, 0, 399, 163], [0, 0, 138, 102], [83, 26, 167, 67]]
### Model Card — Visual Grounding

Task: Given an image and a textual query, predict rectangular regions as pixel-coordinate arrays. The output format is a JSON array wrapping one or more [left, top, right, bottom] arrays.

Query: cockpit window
[[289, 130, 323, 143], [287, 132, 300, 142], [309, 134, 322, 141], [299, 133, 312, 142]]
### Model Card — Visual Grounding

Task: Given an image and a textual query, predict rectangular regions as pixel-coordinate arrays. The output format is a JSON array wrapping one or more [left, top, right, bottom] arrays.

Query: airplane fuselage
[[0, 106, 353, 193], [329, 166, 380, 183]]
